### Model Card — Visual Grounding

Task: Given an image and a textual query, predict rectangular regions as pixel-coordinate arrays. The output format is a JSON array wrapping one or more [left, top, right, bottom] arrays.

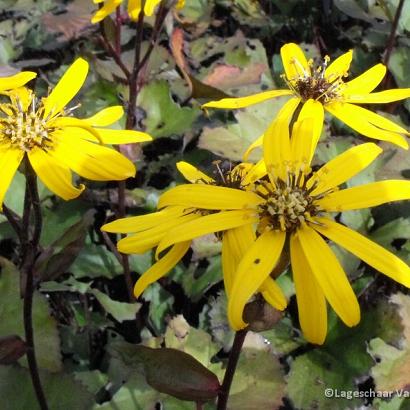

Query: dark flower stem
[[383, 0, 405, 72], [98, 1, 171, 302], [216, 329, 248, 410], [21, 157, 48, 410]]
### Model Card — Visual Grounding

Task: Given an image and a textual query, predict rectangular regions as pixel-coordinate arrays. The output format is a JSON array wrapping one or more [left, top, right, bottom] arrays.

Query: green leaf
[[137, 80, 200, 138], [0, 258, 62, 372]]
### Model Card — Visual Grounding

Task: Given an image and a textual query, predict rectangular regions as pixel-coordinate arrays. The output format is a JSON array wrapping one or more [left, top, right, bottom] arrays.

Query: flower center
[[256, 177, 320, 232], [284, 57, 345, 104], [0, 94, 53, 152]]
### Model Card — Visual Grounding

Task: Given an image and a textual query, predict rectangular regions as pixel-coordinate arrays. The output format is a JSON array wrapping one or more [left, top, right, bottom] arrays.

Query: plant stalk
[[22, 157, 48, 410], [216, 329, 248, 410]]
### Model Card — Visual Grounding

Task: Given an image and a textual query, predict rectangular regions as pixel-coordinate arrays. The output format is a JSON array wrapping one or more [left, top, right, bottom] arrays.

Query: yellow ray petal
[[313, 217, 410, 288], [176, 161, 214, 183], [317, 180, 410, 211], [156, 210, 256, 257], [202, 89, 293, 109], [290, 233, 327, 344], [134, 241, 191, 298], [91, 129, 152, 144], [52, 133, 135, 181], [296, 99, 324, 163], [325, 102, 408, 149], [343, 88, 410, 104], [144, 0, 161, 15], [0, 148, 24, 210], [0, 71, 36, 91], [85, 106, 124, 127], [242, 97, 300, 160], [343, 63, 386, 95], [158, 184, 263, 210], [43, 59, 89, 118], [101, 206, 186, 233], [260, 277, 287, 311], [291, 117, 315, 173], [241, 159, 267, 186], [28, 148, 84, 200], [264, 119, 291, 181], [117, 213, 199, 254], [307, 143, 382, 195], [324, 50, 353, 81], [91, 0, 122, 23], [228, 230, 286, 330], [298, 225, 360, 327], [222, 224, 255, 297], [280, 43, 310, 81]]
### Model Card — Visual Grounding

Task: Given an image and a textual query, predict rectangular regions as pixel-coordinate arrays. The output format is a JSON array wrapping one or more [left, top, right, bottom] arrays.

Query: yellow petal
[[28, 148, 84, 200], [176, 0, 185, 8], [91, 0, 122, 23], [313, 217, 410, 288], [158, 184, 263, 210], [0, 71, 36, 91], [307, 143, 382, 195], [296, 99, 324, 163], [290, 233, 327, 344], [156, 210, 257, 257], [202, 90, 293, 109], [127, 0, 142, 19], [85, 106, 124, 127], [134, 241, 191, 298], [260, 277, 287, 311], [144, 0, 161, 15], [343, 88, 410, 104], [43, 58, 89, 118], [343, 63, 386, 95], [92, 129, 152, 144], [117, 213, 199, 254], [222, 224, 255, 297], [298, 225, 360, 327], [324, 50, 353, 81], [280, 43, 310, 81], [325, 102, 408, 149], [241, 159, 267, 186], [264, 119, 291, 181], [0, 148, 24, 210], [52, 117, 103, 144], [317, 180, 410, 211], [243, 97, 300, 160], [176, 161, 214, 183], [52, 132, 135, 181], [291, 117, 315, 173], [102, 206, 186, 233], [228, 230, 286, 330]]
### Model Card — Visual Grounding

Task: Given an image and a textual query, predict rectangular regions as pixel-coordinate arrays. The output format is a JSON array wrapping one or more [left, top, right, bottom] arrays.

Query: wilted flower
[[91, 0, 185, 23], [0, 58, 152, 209], [203, 43, 410, 156]]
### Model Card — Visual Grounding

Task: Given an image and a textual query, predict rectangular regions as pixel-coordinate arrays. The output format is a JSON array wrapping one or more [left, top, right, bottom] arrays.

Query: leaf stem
[[383, 0, 405, 67], [216, 329, 248, 410], [21, 156, 48, 410]]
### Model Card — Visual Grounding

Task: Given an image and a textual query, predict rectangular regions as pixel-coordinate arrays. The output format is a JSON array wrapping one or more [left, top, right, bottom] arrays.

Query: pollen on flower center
[[284, 56, 346, 103], [0, 94, 53, 152], [256, 176, 320, 232]]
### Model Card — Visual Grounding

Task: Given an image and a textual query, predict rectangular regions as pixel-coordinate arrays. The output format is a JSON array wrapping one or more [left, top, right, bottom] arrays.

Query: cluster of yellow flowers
[[2, 33, 410, 344], [103, 44, 410, 344]]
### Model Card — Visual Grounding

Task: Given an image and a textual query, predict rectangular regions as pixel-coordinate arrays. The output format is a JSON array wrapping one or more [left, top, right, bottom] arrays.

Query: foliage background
[[1, 0, 410, 409]]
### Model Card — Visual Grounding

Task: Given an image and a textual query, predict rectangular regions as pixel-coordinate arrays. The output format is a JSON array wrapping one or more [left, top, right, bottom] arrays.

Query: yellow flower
[[91, 0, 185, 23], [100, 160, 280, 302], [0, 70, 37, 93], [203, 43, 410, 155], [0, 58, 152, 210], [226, 118, 410, 344]]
